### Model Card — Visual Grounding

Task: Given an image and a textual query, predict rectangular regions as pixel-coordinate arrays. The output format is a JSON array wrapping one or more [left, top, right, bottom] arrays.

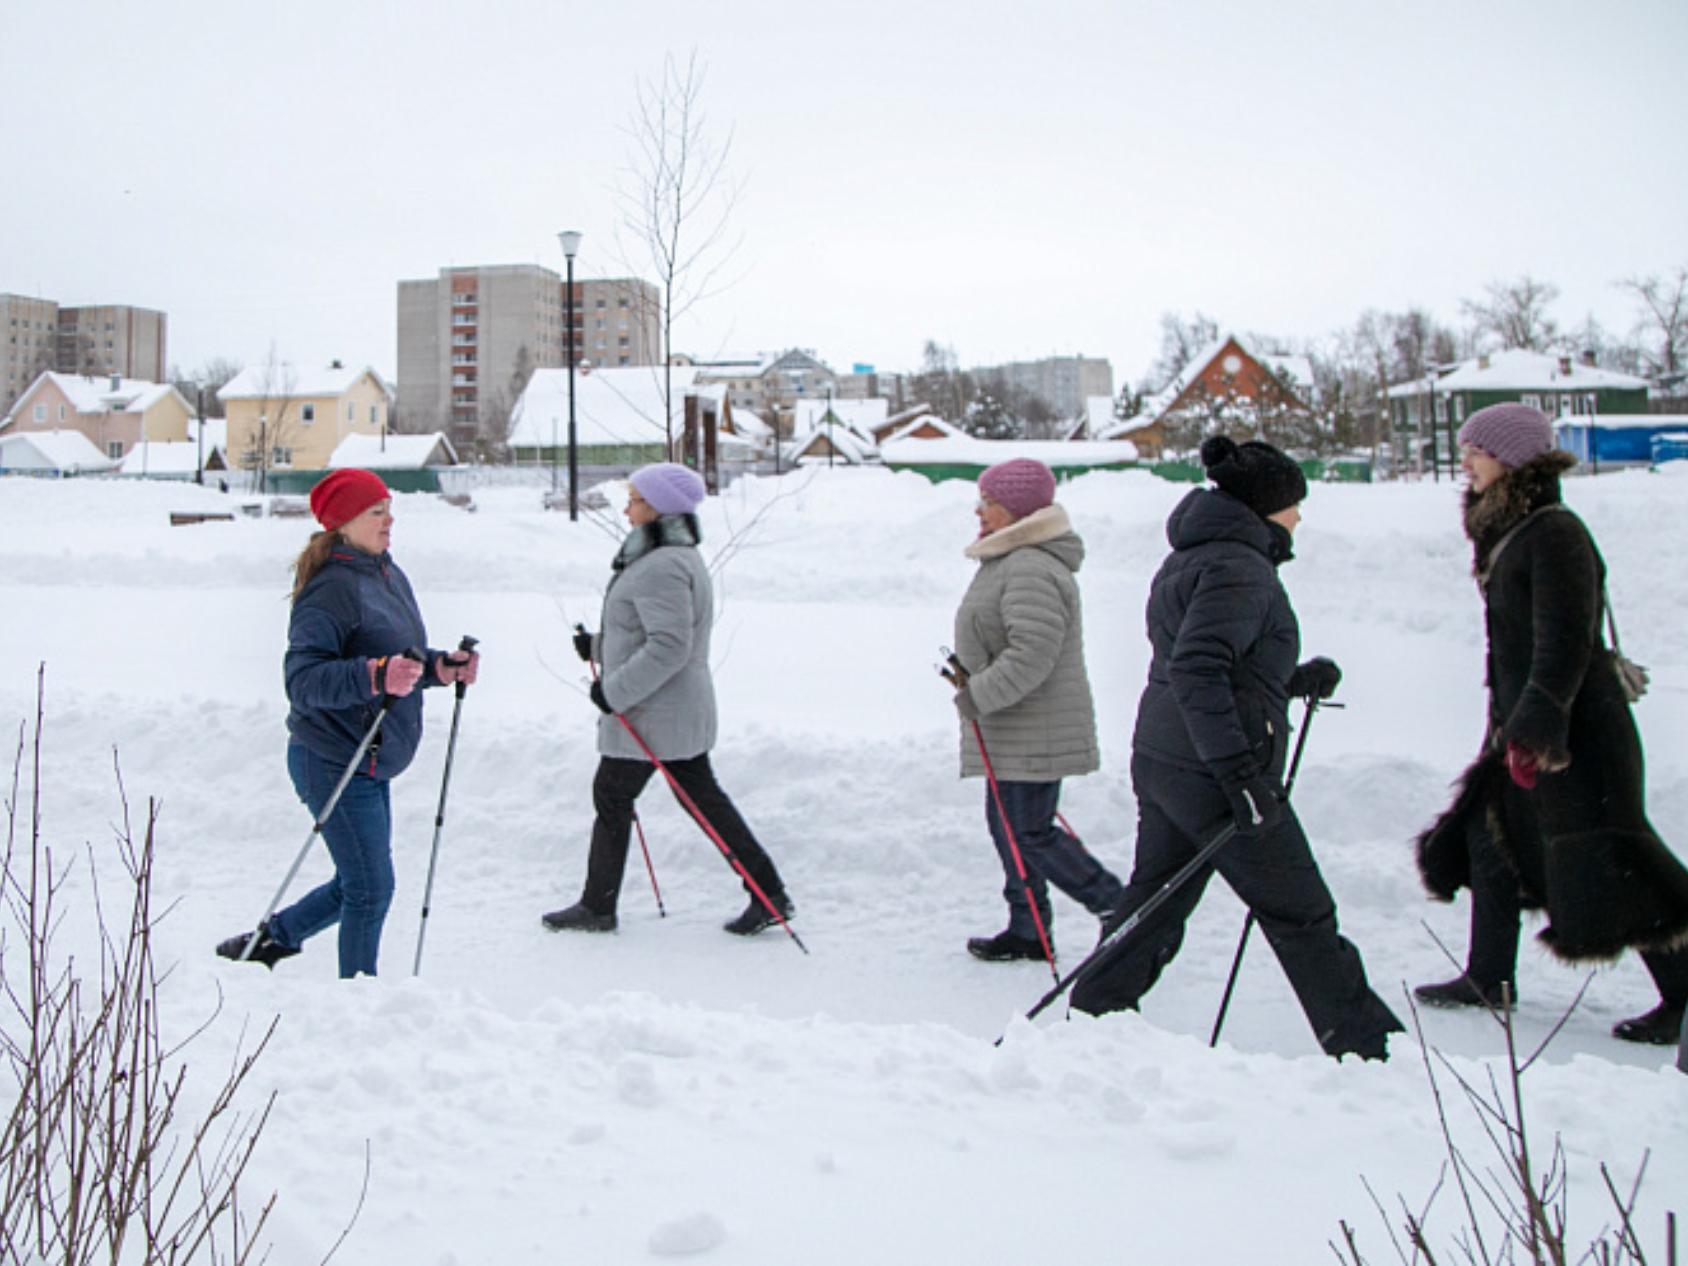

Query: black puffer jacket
[[1416, 451, 1688, 961], [1131, 488, 1299, 781]]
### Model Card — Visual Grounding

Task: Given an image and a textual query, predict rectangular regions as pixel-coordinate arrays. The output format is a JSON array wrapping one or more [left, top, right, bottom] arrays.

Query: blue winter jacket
[[1131, 488, 1300, 782], [284, 546, 444, 780]]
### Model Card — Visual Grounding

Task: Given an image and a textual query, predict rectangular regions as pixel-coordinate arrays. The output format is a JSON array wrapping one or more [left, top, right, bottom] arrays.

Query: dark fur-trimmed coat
[[1415, 451, 1688, 962]]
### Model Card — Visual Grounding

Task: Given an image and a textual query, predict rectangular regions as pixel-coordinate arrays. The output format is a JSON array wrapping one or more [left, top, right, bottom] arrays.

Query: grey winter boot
[[541, 902, 618, 933]]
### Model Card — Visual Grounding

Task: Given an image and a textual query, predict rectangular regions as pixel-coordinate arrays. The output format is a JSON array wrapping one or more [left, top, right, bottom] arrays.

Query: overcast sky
[[3, 0, 1684, 387]]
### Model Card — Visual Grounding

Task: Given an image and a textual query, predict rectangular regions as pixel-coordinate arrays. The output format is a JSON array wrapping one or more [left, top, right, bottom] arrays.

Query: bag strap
[[1603, 582, 1624, 654], [1477, 503, 1570, 592]]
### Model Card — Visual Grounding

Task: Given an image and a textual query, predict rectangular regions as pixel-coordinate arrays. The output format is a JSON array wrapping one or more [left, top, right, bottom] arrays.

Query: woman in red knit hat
[[216, 469, 479, 977]]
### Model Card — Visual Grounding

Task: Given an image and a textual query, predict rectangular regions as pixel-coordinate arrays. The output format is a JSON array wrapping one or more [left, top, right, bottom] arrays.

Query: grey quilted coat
[[953, 504, 1100, 781], [595, 519, 718, 762]]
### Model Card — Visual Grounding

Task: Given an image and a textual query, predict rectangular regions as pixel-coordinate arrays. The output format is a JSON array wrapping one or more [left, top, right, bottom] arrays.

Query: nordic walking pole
[[940, 648, 1058, 985], [1006, 818, 1241, 1040], [577, 624, 665, 916], [413, 635, 479, 976], [610, 704, 805, 954], [1206, 696, 1337, 1046], [238, 649, 423, 962]]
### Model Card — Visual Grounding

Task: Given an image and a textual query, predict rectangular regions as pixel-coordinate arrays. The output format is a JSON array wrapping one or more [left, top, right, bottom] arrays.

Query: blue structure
[[1650, 431, 1688, 466], [1556, 418, 1688, 466]]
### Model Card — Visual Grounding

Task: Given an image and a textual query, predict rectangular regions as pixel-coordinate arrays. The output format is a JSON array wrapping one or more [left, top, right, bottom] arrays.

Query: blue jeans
[[270, 743, 395, 978], [984, 780, 1124, 939]]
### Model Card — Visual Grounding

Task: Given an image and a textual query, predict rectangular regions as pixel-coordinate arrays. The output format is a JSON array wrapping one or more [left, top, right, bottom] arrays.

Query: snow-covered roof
[[788, 426, 877, 465], [0, 429, 115, 473], [882, 435, 1139, 466], [220, 362, 394, 402], [1081, 395, 1115, 439], [507, 365, 703, 448], [117, 440, 225, 475], [1261, 352, 1315, 392], [188, 416, 228, 451], [726, 406, 772, 440], [1139, 334, 1313, 422], [328, 431, 458, 470], [17, 371, 186, 416], [880, 414, 967, 445], [791, 397, 890, 436], [1386, 349, 1650, 398]]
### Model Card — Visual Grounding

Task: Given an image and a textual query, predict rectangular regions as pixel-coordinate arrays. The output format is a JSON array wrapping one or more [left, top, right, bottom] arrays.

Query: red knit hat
[[309, 469, 391, 531]]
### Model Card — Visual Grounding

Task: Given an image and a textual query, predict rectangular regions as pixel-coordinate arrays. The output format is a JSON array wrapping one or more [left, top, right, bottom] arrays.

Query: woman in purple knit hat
[[948, 458, 1126, 962], [1413, 403, 1688, 1045]]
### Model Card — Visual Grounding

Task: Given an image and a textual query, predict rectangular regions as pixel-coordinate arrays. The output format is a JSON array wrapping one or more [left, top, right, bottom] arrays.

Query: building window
[[1558, 394, 1573, 417], [1453, 396, 1466, 422], [301, 404, 316, 423], [57, 404, 66, 421], [1577, 393, 1596, 416], [32, 403, 44, 421], [272, 446, 292, 467], [347, 402, 355, 422], [108, 441, 123, 459], [1521, 393, 1541, 409], [370, 405, 379, 425]]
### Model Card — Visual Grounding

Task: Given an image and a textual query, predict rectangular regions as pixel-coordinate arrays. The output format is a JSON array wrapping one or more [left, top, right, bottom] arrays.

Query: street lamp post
[[559, 229, 583, 521]]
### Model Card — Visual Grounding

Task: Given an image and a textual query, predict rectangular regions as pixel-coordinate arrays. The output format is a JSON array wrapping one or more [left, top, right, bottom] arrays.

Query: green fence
[[262, 468, 448, 495]]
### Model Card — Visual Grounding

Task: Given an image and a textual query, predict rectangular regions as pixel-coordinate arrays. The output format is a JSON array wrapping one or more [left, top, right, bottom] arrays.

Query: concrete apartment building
[[972, 354, 1114, 420], [396, 264, 660, 446], [2, 293, 167, 415]]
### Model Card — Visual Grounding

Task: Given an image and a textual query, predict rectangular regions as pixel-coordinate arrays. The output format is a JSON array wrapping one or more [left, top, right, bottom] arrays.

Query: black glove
[[589, 680, 613, 715], [1287, 656, 1342, 702], [953, 686, 981, 721], [573, 627, 595, 663], [1218, 767, 1283, 834]]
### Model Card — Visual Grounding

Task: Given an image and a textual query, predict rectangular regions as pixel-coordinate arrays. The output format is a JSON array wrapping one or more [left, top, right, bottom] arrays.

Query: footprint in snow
[[648, 1212, 727, 1256]]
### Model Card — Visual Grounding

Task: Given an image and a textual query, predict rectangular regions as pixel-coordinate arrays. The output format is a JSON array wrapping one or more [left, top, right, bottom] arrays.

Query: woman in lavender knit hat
[[949, 458, 1125, 963], [543, 463, 794, 938], [1413, 403, 1688, 1045]]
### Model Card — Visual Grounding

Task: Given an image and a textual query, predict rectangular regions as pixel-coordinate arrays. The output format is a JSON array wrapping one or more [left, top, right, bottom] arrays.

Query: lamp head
[[558, 229, 583, 260]]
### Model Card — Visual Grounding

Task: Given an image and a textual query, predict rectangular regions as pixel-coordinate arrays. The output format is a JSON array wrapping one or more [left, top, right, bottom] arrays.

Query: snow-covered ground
[[2, 465, 1685, 1263]]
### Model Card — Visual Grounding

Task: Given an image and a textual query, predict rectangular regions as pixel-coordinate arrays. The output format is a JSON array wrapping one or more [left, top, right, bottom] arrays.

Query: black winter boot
[[1611, 1001, 1685, 1046], [723, 893, 792, 937], [215, 921, 300, 969], [966, 930, 1047, 963], [1412, 975, 1516, 1011], [541, 902, 618, 933]]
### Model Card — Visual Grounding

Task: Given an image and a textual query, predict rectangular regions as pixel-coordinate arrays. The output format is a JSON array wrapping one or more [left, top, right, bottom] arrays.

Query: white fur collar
[[964, 504, 1072, 560]]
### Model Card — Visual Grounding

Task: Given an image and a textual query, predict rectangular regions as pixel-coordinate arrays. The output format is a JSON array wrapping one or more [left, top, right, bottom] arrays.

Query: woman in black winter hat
[[1070, 436, 1403, 1061], [1412, 405, 1688, 1045]]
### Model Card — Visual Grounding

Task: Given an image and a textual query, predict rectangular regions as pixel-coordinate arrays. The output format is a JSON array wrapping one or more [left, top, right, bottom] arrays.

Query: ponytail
[[290, 530, 340, 602]]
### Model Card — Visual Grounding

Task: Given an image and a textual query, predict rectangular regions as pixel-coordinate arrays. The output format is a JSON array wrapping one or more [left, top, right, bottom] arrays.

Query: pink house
[[0, 371, 193, 461]]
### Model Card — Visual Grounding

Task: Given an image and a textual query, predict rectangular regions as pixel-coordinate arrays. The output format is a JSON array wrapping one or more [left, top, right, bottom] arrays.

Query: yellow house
[[220, 360, 394, 474], [0, 371, 192, 461]]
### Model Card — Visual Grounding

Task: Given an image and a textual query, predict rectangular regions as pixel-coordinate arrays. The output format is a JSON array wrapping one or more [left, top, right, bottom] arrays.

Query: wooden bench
[[169, 512, 237, 526]]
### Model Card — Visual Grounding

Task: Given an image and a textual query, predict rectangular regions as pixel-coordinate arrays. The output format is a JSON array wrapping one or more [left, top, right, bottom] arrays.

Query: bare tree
[[615, 49, 743, 456], [238, 347, 299, 495], [1146, 311, 1221, 393], [1616, 266, 1688, 379], [1461, 275, 1563, 352], [907, 339, 973, 423], [171, 356, 243, 418]]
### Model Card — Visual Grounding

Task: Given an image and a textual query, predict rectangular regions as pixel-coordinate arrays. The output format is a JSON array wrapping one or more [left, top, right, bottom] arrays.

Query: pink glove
[[437, 649, 480, 686], [369, 654, 425, 698], [1505, 742, 1538, 790]]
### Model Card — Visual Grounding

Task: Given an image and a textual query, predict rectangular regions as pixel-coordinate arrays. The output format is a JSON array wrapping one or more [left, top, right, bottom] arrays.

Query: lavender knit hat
[[629, 462, 706, 515], [1457, 403, 1556, 470], [978, 458, 1057, 519]]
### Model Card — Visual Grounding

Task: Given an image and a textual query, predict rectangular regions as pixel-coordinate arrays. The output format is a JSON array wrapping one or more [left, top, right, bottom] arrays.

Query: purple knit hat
[[1457, 403, 1556, 469], [629, 462, 706, 515], [978, 458, 1056, 519]]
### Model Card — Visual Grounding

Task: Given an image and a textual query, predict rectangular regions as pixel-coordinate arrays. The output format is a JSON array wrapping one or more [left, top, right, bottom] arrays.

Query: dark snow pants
[[984, 780, 1125, 939], [580, 754, 785, 915], [1463, 784, 1688, 1004], [1070, 754, 1401, 1058]]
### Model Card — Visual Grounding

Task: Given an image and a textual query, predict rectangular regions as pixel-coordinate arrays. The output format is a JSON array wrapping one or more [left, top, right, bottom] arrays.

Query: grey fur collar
[[965, 504, 1071, 560]]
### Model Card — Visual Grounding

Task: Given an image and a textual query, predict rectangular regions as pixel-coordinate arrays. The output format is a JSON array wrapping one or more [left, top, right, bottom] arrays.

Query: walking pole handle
[[447, 634, 479, 699]]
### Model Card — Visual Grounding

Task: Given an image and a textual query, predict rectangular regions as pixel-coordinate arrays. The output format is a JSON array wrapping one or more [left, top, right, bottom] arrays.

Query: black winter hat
[[1200, 435, 1307, 519]]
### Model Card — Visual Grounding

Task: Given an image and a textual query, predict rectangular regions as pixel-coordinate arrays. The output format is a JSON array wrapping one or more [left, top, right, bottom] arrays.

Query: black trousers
[[1464, 782, 1688, 1004], [581, 753, 785, 915], [1070, 754, 1401, 1057]]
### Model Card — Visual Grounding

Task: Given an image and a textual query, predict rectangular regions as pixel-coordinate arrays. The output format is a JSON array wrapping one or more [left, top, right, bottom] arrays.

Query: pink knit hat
[[978, 458, 1056, 519], [1458, 403, 1556, 469]]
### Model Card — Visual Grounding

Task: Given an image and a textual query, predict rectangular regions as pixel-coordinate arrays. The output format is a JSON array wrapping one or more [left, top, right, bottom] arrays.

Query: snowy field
[[2, 464, 1686, 1263]]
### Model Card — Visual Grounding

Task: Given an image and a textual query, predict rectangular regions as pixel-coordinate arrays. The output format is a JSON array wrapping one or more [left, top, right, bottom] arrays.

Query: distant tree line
[[911, 265, 1688, 455]]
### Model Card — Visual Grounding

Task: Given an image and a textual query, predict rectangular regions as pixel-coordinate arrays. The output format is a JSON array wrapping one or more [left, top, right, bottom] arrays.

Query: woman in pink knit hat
[[1414, 403, 1688, 1045], [949, 458, 1125, 962]]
